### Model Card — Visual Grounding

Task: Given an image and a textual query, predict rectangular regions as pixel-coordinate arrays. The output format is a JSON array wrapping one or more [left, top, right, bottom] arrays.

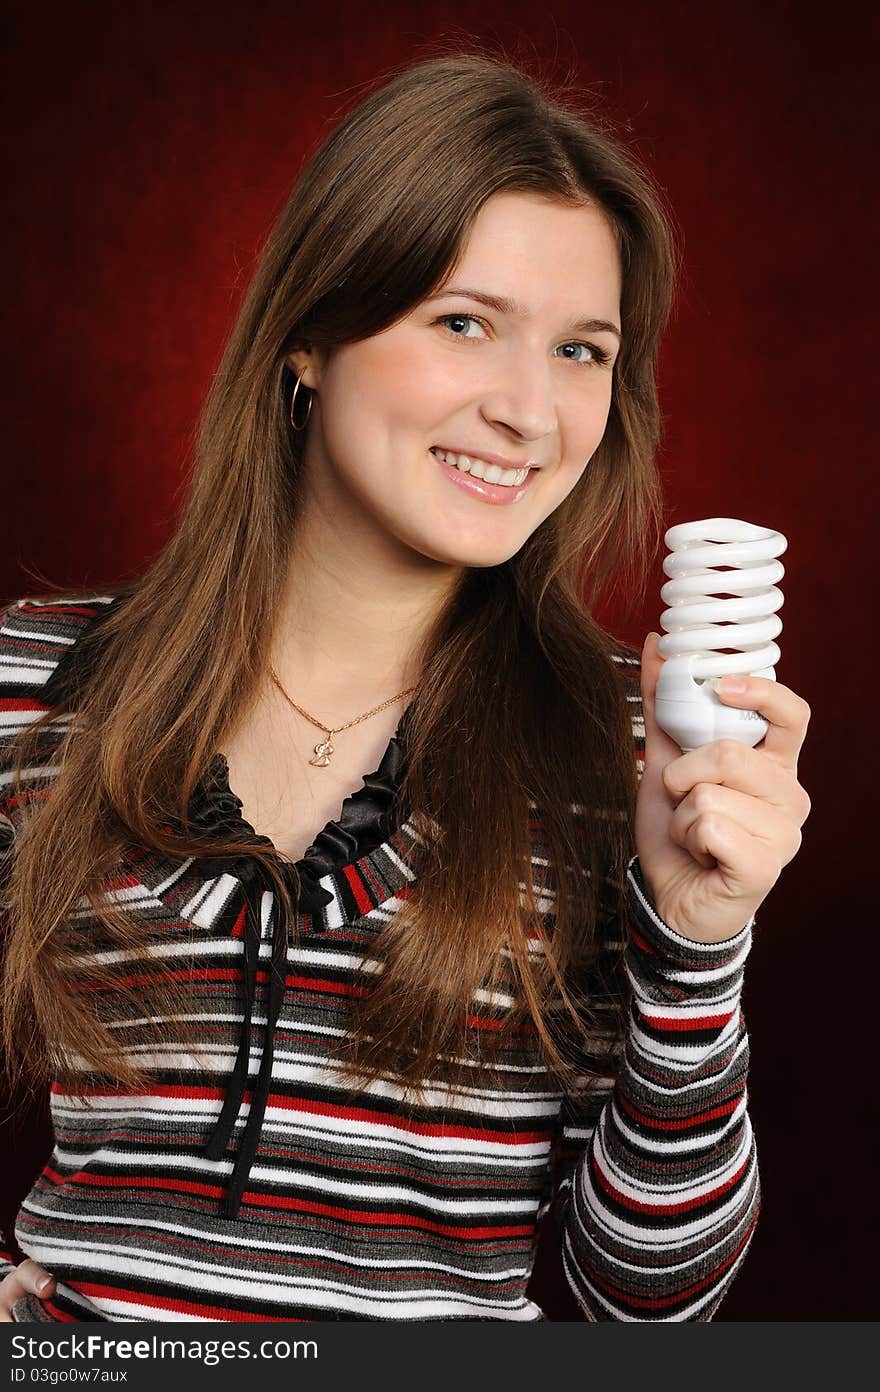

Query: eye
[[434, 314, 613, 367], [556, 341, 612, 368], [434, 313, 488, 340]]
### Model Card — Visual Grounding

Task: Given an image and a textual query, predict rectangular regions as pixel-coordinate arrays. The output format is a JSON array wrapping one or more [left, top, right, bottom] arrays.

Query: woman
[[0, 50, 811, 1321]]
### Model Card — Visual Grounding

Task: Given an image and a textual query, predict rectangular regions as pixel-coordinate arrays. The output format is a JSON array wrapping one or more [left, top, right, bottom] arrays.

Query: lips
[[429, 448, 538, 506], [430, 445, 536, 481]]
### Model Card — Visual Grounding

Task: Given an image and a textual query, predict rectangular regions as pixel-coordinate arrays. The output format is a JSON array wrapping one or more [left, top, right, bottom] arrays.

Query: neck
[[269, 478, 462, 724]]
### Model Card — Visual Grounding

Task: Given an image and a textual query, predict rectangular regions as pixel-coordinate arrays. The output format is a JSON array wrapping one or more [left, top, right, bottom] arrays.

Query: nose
[[479, 352, 557, 443]]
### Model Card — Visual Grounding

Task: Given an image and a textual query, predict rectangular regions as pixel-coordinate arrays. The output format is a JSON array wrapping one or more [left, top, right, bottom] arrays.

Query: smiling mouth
[[428, 447, 539, 506], [429, 446, 533, 488]]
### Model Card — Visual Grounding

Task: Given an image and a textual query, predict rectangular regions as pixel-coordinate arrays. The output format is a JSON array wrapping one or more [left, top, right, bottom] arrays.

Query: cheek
[[522, 390, 612, 523], [382, 361, 465, 443], [340, 336, 455, 430], [559, 387, 613, 473]]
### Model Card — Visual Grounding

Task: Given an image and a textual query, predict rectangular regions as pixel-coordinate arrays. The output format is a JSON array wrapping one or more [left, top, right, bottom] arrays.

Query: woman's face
[[289, 190, 623, 570]]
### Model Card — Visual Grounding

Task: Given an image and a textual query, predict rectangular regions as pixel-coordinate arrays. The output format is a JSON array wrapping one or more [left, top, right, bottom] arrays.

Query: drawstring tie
[[188, 731, 408, 1221], [201, 862, 333, 1219]]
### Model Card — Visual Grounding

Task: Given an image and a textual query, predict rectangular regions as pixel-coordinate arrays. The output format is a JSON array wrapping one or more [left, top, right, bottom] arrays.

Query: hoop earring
[[289, 369, 313, 431]]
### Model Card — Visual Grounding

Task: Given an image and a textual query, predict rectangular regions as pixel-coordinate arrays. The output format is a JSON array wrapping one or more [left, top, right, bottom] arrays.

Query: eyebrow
[[426, 285, 622, 341]]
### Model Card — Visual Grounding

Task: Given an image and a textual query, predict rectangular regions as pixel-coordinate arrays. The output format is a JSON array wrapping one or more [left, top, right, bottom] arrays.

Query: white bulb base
[[655, 655, 775, 753]]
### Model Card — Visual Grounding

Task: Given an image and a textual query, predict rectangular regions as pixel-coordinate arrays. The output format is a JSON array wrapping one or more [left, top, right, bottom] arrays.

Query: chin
[[408, 530, 528, 570]]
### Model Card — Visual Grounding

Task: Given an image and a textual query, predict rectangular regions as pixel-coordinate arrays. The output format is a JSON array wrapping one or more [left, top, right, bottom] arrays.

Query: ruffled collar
[[184, 705, 412, 918]]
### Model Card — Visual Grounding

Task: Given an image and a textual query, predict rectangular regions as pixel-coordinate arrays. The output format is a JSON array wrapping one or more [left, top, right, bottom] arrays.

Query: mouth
[[428, 446, 539, 506], [429, 445, 535, 485]]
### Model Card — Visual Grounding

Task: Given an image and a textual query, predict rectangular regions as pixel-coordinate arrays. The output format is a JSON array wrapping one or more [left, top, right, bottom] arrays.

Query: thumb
[[640, 631, 662, 730], [640, 631, 677, 765]]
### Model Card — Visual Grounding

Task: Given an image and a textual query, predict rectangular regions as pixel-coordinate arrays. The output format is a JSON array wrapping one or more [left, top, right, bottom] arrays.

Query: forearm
[[559, 854, 761, 1321]]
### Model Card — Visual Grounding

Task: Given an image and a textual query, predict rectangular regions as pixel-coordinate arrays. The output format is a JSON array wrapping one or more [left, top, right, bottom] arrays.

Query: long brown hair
[[1, 45, 677, 1105]]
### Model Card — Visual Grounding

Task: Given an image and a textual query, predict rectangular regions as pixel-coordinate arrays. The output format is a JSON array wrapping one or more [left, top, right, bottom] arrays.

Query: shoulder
[[0, 592, 126, 809], [0, 593, 122, 702]]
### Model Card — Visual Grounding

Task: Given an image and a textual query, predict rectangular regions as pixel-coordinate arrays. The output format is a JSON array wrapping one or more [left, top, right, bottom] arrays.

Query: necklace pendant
[[309, 737, 335, 767]]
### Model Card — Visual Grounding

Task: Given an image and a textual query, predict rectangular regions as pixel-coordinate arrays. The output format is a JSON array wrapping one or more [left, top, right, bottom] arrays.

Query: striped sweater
[[0, 595, 760, 1322]]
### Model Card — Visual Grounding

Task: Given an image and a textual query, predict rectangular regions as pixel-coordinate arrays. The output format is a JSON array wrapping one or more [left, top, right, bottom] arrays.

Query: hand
[[0, 1259, 56, 1321], [634, 632, 812, 943]]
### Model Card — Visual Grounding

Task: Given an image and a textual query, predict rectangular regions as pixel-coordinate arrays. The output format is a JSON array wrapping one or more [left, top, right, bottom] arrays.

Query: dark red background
[[2, 1, 875, 1321]]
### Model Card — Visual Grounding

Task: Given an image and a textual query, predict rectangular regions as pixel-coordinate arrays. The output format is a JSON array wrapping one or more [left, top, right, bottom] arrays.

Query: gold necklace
[[269, 667, 419, 767]]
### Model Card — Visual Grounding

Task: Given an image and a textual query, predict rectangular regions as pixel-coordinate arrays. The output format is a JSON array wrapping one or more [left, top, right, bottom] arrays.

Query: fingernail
[[713, 676, 748, 694], [646, 631, 660, 642], [36, 1275, 52, 1292]]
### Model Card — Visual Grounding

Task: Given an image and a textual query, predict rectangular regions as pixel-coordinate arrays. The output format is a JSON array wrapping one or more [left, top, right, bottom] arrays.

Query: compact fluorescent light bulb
[[653, 518, 787, 753]]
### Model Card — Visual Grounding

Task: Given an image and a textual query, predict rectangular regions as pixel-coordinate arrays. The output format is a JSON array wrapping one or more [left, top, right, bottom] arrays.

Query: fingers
[[641, 631, 811, 780], [663, 739, 812, 825], [682, 807, 783, 901], [712, 676, 811, 776], [669, 781, 803, 868], [0, 1260, 55, 1321], [19, 1259, 55, 1295]]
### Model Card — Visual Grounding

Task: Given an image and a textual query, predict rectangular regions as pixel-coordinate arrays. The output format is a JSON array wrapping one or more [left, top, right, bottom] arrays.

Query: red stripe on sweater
[[628, 927, 654, 954], [39, 1299, 80, 1323], [46, 1084, 551, 1144], [44, 1170, 534, 1240], [343, 862, 374, 915], [230, 902, 247, 939], [639, 1009, 735, 1032], [0, 697, 50, 711], [617, 1091, 740, 1132], [592, 1152, 751, 1216], [77, 967, 371, 998], [18, 603, 104, 618]]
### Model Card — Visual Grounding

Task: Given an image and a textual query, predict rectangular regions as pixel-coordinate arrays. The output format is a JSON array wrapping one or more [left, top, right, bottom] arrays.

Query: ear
[[284, 347, 323, 389]]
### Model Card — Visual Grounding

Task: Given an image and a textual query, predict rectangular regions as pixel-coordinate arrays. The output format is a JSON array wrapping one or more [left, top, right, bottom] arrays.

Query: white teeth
[[431, 448, 528, 487]]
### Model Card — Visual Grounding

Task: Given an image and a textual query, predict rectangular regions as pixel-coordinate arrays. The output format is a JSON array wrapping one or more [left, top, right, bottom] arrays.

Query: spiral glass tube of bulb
[[653, 517, 787, 752]]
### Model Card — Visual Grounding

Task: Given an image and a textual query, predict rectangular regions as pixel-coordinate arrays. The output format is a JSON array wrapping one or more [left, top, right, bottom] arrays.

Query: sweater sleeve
[[552, 853, 760, 1320], [0, 595, 94, 1293], [547, 643, 761, 1320]]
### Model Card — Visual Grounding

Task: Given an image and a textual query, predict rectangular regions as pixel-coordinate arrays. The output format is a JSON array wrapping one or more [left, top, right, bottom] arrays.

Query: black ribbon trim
[[202, 889, 262, 1165], [190, 709, 412, 1217]]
